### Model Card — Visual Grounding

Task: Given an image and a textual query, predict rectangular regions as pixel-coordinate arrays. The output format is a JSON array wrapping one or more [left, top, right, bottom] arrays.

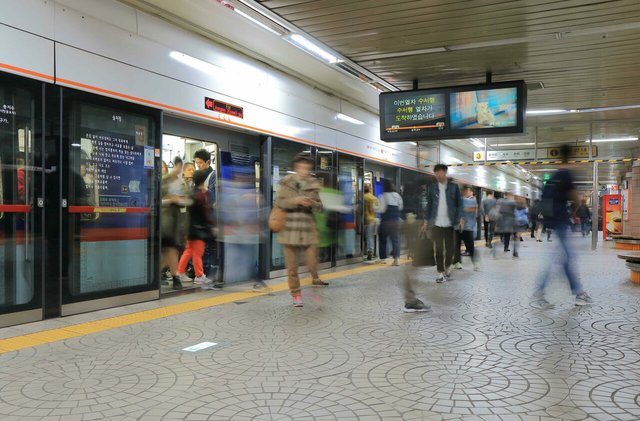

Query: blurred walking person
[[275, 153, 327, 308], [176, 170, 217, 290], [494, 194, 519, 258], [424, 164, 463, 283], [453, 186, 480, 271], [531, 199, 545, 242], [576, 199, 591, 237], [533, 144, 593, 308], [193, 149, 219, 283], [218, 165, 270, 292], [378, 179, 403, 266], [402, 182, 433, 313], [481, 192, 497, 248], [161, 157, 190, 290], [363, 184, 378, 261]]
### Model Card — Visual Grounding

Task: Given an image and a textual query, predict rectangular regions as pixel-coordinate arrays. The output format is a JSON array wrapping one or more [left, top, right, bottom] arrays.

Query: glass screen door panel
[[62, 94, 160, 305], [218, 150, 261, 284], [336, 153, 363, 261], [0, 74, 42, 322], [160, 134, 219, 294], [269, 140, 310, 271], [314, 148, 335, 266]]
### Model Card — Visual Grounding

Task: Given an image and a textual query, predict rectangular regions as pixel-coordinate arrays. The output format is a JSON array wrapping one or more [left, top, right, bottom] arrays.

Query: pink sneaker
[[292, 295, 303, 307]]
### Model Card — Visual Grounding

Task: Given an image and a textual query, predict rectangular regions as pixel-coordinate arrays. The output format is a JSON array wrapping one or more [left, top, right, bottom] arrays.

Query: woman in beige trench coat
[[274, 153, 328, 307]]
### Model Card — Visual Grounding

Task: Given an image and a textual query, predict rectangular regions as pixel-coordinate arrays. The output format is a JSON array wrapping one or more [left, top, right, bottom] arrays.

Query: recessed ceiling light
[[469, 138, 485, 148], [169, 51, 224, 74], [289, 34, 339, 64], [526, 109, 568, 115], [585, 137, 638, 143], [234, 8, 282, 35], [336, 113, 364, 125], [490, 142, 536, 147]]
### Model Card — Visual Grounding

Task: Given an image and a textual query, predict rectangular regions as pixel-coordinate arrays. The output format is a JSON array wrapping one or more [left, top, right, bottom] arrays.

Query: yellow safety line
[[0, 261, 399, 354]]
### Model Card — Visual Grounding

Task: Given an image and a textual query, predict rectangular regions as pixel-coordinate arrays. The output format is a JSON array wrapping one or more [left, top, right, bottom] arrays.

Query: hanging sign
[[205, 97, 244, 118], [547, 146, 597, 159], [473, 149, 542, 161]]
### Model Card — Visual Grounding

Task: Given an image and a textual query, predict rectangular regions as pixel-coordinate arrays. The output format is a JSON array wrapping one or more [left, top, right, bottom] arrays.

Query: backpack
[[539, 179, 556, 218], [515, 208, 529, 227]]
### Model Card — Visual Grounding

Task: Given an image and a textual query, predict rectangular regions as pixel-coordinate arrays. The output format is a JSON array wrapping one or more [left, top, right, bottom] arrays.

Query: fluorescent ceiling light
[[585, 137, 638, 143], [448, 158, 464, 164], [469, 138, 485, 148], [526, 109, 572, 115], [234, 8, 281, 35], [448, 34, 553, 51], [490, 142, 536, 147], [410, 142, 417, 146], [336, 113, 364, 125], [290, 34, 339, 64], [358, 47, 448, 61], [169, 51, 223, 74]]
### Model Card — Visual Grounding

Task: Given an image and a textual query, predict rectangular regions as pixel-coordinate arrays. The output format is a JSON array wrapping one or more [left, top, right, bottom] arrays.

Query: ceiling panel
[[258, 0, 640, 170]]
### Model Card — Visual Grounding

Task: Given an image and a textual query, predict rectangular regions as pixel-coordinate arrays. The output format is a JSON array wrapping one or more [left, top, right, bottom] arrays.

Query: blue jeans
[[379, 219, 400, 259], [535, 225, 583, 295], [581, 220, 591, 235], [364, 221, 376, 253]]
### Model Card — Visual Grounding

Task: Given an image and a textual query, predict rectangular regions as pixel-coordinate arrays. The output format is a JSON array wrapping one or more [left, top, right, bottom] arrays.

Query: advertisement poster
[[80, 128, 148, 208], [602, 194, 622, 240]]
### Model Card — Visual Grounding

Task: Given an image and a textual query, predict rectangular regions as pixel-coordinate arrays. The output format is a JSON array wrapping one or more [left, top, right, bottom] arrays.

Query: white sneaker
[[177, 273, 192, 284], [195, 275, 213, 289], [575, 292, 593, 306], [392, 258, 400, 266], [473, 263, 480, 272], [453, 262, 463, 270], [436, 273, 446, 283]]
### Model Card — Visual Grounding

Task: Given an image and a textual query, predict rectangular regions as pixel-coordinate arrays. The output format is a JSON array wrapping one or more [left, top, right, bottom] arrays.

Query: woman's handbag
[[268, 206, 287, 233]]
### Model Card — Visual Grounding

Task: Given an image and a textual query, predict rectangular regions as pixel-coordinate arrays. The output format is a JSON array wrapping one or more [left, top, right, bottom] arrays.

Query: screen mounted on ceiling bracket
[[379, 80, 526, 142]]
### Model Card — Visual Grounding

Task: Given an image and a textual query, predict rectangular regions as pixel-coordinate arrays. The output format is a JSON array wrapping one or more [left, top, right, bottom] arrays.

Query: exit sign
[[205, 97, 244, 119]]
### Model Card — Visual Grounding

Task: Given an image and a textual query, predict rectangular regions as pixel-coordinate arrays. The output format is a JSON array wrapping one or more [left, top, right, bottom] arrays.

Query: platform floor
[[0, 235, 639, 421]]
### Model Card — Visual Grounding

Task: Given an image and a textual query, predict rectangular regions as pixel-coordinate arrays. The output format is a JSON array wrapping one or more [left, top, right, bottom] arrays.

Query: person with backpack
[[452, 186, 480, 271], [575, 199, 592, 237], [363, 184, 378, 261], [494, 193, 519, 258], [533, 144, 593, 308], [480, 192, 497, 248], [176, 170, 217, 290], [530, 199, 544, 242], [424, 164, 463, 283], [193, 149, 219, 285], [161, 157, 189, 290], [377, 179, 403, 266]]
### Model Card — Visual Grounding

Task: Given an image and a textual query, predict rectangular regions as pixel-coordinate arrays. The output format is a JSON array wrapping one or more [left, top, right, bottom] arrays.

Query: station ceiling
[[256, 0, 640, 184], [119, 0, 639, 187]]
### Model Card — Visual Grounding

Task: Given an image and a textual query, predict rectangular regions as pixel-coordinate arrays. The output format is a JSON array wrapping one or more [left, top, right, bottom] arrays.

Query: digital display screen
[[379, 81, 525, 141], [380, 92, 446, 140], [450, 87, 518, 129]]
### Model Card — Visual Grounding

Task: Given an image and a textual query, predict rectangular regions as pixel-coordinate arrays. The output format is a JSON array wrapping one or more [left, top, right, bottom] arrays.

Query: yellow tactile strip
[[0, 238, 499, 354], [0, 262, 391, 355]]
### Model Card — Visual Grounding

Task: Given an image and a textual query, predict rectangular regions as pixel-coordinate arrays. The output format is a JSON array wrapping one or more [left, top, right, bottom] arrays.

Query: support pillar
[[592, 161, 598, 251]]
